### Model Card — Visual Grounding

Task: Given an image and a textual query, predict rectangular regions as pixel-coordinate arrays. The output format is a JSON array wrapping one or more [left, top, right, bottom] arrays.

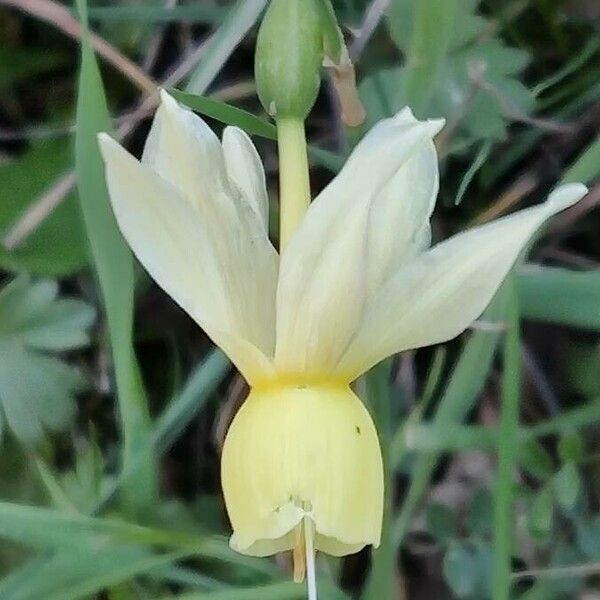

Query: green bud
[[255, 0, 324, 120]]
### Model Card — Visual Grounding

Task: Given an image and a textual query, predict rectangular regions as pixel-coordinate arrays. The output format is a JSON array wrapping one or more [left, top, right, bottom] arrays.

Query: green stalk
[[493, 278, 521, 600], [75, 0, 157, 517], [276, 118, 311, 249]]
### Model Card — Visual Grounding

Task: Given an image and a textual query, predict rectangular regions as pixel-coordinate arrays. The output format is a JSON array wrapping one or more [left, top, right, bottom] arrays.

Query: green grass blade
[[526, 399, 600, 438], [170, 89, 277, 139], [170, 582, 306, 600], [392, 287, 509, 545], [97, 350, 230, 511], [169, 579, 350, 600], [86, 5, 226, 24], [0, 545, 186, 600], [455, 141, 492, 206], [74, 0, 157, 517], [154, 350, 231, 453], [185, 0, 268, 95], [46, 548, 189, 600], [561, 134, 600, 184], [362, 361, 395, 600], [518, 267, 600, 330], [493, 279, 521, 600], [0, 501, 276, 577]]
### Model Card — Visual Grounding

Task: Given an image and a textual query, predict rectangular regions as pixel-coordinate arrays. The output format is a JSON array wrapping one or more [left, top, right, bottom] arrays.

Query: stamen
[[304, 516, 317, 600], [292, 523, 306, 583]]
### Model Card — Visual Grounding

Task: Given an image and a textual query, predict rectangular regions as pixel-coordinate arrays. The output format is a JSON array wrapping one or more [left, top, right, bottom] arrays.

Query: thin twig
[[1, 78, 255, 250], [521, 343, 560, 416], [1, 173, 76, 250], [0, 0, 157, 96], [473, 173, 539, 224], [512, 562, 600, 581], [349, 0, 390, 60], [142, 0, 178, 72]]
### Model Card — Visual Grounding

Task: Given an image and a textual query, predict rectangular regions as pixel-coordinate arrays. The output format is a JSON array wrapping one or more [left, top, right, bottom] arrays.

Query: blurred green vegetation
[[0, 0, 599, 598]]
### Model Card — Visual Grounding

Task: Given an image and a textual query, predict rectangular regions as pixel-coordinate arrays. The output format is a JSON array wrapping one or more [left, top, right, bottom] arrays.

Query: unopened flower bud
[[255, 0, 324, 120]]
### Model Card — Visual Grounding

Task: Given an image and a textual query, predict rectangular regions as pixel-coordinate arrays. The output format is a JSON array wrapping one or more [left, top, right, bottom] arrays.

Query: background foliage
[[0, 0, 599, 598]]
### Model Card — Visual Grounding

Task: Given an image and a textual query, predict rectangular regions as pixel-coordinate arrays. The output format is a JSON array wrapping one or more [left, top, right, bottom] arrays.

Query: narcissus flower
[[98, 91, 586, 578]]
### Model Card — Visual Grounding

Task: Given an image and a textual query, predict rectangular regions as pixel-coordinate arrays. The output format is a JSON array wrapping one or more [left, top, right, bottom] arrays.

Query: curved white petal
[[142, 90, 228, 208], [98, 133, 277, 384], [338, 184, 588, 380], [275, 108, 443, 375], [222, 126, 269, 230]]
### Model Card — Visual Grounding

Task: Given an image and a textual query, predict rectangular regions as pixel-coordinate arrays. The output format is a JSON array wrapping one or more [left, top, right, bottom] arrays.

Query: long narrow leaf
[[170, 89, 277, 139], [493, 279, 521, 600], [362, 361, 396, 600], [518, 267, 600, 330], [74, 0, 157, 516]]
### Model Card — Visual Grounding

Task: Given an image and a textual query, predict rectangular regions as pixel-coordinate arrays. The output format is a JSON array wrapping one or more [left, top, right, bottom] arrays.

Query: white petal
[[337, 183, 588, 380], [275, 108, 443, 375], [142, 90, 228, 208], [222, 126, 269, 230], [98, 133, 277, 384], [275, 202, 370, 374], [366, 131, 439, 297], [142, 94, 277, 351]]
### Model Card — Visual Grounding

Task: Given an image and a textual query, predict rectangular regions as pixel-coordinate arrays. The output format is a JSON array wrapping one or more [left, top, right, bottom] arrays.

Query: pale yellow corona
[[98, 91, 587, 593], [222, 384, 383, 566]]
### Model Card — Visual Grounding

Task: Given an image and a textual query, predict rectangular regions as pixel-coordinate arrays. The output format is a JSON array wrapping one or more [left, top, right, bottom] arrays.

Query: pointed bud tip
[[392, 107, 445, 137], [97, 132, 116, 161], [159, 88, 182, 116], [547, 183, 588, 213]]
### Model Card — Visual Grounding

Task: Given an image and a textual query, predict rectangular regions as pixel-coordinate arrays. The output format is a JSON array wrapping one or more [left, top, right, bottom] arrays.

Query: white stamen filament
[[304, 516, 317, 600]]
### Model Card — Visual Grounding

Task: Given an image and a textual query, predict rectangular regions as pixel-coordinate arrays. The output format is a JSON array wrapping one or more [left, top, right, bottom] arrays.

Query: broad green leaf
[[519, 439, 554, 481], [527, 486, 554, 540], [557, 433, 584, 463], [0, 140, 88, 275], [0, 47, 68, 86], [443, 541, 478, 598], [0, 277, 94, 446], [426, 503, 458, 542], [576, 516, 600, 560], [552, 461, 580, 511], [561, 134, 600, 184], [518, 267, 600, 330], [366, 1, 533, 145], [75, 0, 157, 516], [392, 0, 460, 112], [388, 0, 482, 55], [466, 488, 494, 537], [170, 89, 277, 139]]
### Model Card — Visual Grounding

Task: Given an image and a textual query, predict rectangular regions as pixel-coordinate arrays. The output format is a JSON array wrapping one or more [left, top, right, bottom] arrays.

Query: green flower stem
[[276, 117, 311, 248]]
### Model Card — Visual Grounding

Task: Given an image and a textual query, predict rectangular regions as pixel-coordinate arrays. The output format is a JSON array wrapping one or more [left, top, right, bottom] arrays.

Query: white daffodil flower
[[98, 90, 587, 578]]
